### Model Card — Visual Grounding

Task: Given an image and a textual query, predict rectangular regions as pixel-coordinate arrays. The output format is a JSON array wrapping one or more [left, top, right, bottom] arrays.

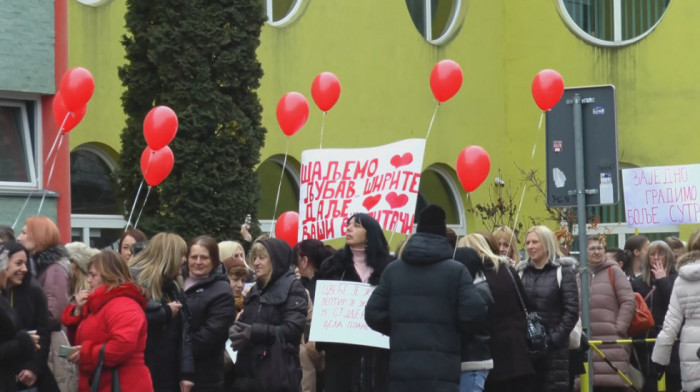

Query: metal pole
[[573, 93, 593, 391]]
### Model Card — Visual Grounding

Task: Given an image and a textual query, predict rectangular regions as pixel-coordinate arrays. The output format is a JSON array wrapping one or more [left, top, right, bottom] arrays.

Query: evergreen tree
[[116, 0, 266, 240]]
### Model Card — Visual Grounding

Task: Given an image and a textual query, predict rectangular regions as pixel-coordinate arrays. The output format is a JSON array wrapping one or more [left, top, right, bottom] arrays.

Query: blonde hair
[[458, 234, 506, 272], [250, 241, 272, 286], [65, 242, 100, 295], [525, 225, 559, 265], [493, 226, 521, 262], [641, 240, 675, 286], [219, 240, 247, 268], [129, 233, 187, 301]]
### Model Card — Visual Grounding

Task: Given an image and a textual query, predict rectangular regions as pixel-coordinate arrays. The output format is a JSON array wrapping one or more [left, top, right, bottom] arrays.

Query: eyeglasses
[[650, 253, 665, 259], [587, 246, 604, 253]]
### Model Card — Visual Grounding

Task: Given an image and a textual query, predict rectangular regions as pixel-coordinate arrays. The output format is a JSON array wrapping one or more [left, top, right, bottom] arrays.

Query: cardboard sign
[[299, 138, 426, 241], [308, 280, 389, 349], [621, 164, 700, 226]]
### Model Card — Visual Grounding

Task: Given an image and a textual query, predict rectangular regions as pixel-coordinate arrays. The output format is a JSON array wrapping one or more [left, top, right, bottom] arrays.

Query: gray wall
[[0, 0, 55, 93]]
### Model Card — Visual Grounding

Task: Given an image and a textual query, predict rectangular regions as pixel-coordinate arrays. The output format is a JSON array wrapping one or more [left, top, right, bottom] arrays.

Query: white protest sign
[[299, 138, 426, 241], [309, 280, 389, 349], [621, 164, 700, 227]]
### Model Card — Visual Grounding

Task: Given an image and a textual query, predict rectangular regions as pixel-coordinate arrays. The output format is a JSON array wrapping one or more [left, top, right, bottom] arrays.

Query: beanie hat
[[65, 242, 100, 275], [417, 204, 447, 237]]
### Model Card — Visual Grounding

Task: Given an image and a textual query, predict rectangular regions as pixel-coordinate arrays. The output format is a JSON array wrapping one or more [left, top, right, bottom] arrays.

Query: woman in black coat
[[317, 213, 393, 392], [229, 237, 308, 391], [182, 236, 235, 392], [0, 241, 59, 392], [129, 233, 190, 392], [517, 226, 578, 392], [631, 240, 680, 392]]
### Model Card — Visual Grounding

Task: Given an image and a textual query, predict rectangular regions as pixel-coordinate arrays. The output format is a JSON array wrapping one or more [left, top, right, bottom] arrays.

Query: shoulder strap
[[557, 265, 562, 288], [506, 267, 529, 314]]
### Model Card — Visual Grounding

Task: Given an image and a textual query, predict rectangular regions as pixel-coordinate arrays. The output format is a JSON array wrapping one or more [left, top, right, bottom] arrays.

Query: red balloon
[[532, 69, 564, 111], [52, 92, 87, 133], [275, 211, 299, 248], [276, 92, 309, 136], [59, 67, 95, 112], [140, 146, 175, 186], [143, 106, 178, 151], [430, 60, 463, 103], [456, 145, 491, 192], [311, 72, 341, 112]]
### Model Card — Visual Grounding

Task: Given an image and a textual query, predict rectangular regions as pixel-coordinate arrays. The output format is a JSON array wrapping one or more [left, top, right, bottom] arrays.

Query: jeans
[[460, 370, 489, 392]]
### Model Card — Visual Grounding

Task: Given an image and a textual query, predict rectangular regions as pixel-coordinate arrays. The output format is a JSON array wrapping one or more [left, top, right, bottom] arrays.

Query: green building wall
[[67, 0, 699, 241]]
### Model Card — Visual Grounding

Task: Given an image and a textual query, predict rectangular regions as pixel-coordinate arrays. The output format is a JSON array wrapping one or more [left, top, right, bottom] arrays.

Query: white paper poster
[[299, 138, 426, 241], [622, 164, 700, 226], [308, 280, 389, 349]]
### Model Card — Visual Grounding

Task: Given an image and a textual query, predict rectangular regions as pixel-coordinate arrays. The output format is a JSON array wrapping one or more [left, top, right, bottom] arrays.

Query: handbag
[[91, 345, 121, 392], [507, 268, 548, 358], [554, 265, 582, 349], [608, 267, 655, 337], [255, 328, 301, 391]]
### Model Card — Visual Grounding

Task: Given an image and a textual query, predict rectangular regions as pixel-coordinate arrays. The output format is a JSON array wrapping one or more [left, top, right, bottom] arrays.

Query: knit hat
[[65, 242, 100, 275], [416, 204, 447, 237]]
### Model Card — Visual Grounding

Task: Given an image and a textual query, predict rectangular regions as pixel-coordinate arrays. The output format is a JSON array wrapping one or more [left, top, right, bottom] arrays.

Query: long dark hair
[[344, 213, 389, 269], [296, 239, 334, 271]]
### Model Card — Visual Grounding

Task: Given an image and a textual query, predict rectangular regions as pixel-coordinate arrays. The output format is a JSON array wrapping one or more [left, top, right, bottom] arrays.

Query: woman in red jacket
[[61, 250, 153, 392]]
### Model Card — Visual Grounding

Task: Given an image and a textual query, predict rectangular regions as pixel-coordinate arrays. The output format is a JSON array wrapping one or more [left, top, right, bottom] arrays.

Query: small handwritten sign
[[308, 280, 389, 349], [622, 164, 700, 226], [299, 138, 426, 241]]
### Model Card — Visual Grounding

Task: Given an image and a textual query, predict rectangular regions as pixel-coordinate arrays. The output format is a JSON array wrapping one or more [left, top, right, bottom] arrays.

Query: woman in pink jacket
[[585, 235, 636, 390], [61, 250, 153, 392]]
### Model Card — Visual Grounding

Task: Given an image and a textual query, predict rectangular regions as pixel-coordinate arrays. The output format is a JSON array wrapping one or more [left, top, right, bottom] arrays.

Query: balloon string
[[12, 190, 34, 230], [531, 112, 544, 159], [508, 184, 528, 256], [388, 230, 396, 246], [133, 186, 152, 229], [125, 180, 145, 230], [319, 112, 326, 149], [270, 137, 290, 237], [454, 191, 471, 260], [424, 103, 440, 141], [38, 134, 65, 215], [45, 113, 70, 165]]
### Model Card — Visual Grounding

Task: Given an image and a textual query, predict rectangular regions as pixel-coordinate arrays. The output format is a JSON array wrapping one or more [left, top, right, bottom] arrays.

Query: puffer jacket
[[651, 253, 700, 392], [365, 234, 489, 392], [516, 258, 578, 392], [234, 238, 308, 392], [586, 260, 636, 387]]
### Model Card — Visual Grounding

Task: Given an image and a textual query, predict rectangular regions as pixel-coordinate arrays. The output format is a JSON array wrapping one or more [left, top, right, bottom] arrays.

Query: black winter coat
[[317, 248, 393, 392], [0, 295, 35, 392], [365, 234, 488, 392], [517, 258, 579, 392], [2, 276, 59, 392], [482, 263, 535, 381], [452, 248, 494, 370], [142, 278, 187, 392], [183, 271, 235, 392], [233, 237, 308, 392]]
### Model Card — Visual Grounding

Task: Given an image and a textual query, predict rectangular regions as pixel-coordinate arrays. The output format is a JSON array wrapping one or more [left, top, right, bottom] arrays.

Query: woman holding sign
[[317, 213, 394, 392], [229, 237, 307, 391]]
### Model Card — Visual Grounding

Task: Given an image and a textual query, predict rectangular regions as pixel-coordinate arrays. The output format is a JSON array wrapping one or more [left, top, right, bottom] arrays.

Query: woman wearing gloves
[[230, 237, 308, 391]]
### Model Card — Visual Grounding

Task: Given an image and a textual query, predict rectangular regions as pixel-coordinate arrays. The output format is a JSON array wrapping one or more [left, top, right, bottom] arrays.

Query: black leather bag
[[255, 328, 301, 391], [91, 345, 121, 392], [506, 268, 549, 358]]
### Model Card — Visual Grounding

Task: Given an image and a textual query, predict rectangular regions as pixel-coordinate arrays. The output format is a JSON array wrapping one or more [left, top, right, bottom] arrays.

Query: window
[[559, 0, 670, 46], [266, 0, 307, 27], [406, 0, 464, 45], [0, 100, 38, 186], [415, 164, 466, 234], [70, 148, 120, 215], [256, 155, 300, 232], [74, 0, 113, 6]]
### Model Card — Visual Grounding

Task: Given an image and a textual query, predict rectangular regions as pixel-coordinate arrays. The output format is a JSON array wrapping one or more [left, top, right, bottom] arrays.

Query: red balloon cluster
[[456, 146, 491, 193], [532, 69, 564, 111], [311, 72, 341, 112], [277, 92, 310, 136], [53, 67, 95, 133], [140, 106, 179, 186], [275, 211, 299, 248], [430, 60, 463, 103]]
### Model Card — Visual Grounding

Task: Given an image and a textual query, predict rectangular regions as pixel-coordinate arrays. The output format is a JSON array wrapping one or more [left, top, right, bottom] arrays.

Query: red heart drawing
[[363, 194, 381, 211], [390, 153, 413, 169], [385, 192, 408, 209]]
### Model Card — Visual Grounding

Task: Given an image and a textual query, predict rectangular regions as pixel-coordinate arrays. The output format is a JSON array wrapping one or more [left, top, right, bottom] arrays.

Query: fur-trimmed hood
[[515, 256, 572, 273], [678, 252, 700, 282], [677, 250, 700, 270]]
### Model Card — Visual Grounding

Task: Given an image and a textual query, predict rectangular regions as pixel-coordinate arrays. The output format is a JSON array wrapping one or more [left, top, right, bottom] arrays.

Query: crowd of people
[[0, 210, 699, 392]]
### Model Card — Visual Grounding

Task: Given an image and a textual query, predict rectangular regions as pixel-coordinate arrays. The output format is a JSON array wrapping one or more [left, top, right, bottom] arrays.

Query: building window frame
[[557, 0, 670, 47], [266, 0, 308, 27], [423, 164, 466, 235], [406, 0, 465, 46], [0, 97, 41, 189]]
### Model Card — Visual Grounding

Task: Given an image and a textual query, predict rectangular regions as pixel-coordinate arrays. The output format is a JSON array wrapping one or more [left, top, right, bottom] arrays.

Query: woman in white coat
[[651, 228, 700, 392]]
